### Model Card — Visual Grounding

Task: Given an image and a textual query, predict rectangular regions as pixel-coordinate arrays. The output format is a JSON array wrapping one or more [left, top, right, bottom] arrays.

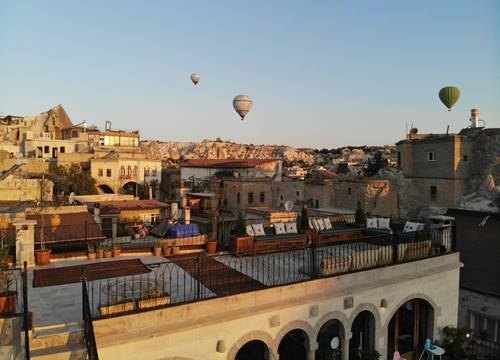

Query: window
[[98, 169, 103, 177], [237, 192, 240, 204], [348, 187, 352, 195], [315, 199, 319, 208], [248, 192, 254, 204], [44, 146, 49, 154], [127, 166, 132, 176], [149, 213, 160, 224], [133, 166, 138, 177], [72, 130, 78, 138], [430, 186, 437, 200], [470, 312, 500, 343], [106, 169, 112, 177], [259, 192, 265, 203], [463, 155, 468, 161], [144, 167, 150, 177], [59, 146, 65, 153], [152, 168, 157, 177], [427, 151, 436, 161], [296, 191, 300, 197], [120, 166, 125, 176]]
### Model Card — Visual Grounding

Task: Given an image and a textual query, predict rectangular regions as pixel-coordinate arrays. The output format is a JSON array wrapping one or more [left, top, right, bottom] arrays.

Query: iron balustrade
[[82, 278, 99, 360], [471, 336, 500, 360], [84, 226, 455, 319]]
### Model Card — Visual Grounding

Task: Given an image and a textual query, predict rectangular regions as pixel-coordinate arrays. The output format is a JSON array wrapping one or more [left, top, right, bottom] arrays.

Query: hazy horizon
[[1, 0, 499, 148]]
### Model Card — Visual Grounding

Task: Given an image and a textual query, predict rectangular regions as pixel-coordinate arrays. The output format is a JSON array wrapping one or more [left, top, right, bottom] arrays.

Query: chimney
[[470, 108, 480, 128]]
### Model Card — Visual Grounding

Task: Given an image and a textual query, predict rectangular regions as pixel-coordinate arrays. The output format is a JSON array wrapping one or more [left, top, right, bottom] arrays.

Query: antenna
[[446, 125, 449, 135]]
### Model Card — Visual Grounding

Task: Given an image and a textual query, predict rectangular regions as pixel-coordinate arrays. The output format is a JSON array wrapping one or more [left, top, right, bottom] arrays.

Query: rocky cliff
[[142, 140, 316, 164]]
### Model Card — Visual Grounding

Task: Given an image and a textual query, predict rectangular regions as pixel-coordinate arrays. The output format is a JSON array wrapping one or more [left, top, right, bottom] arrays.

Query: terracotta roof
[[87, 199, 168, 214], [313, 169, 340, 179], [182, 159, 278, 169], [26, 212, 104, 245]]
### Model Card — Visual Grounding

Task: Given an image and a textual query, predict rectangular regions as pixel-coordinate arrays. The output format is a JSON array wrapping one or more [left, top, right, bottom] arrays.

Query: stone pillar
[[13, 219, 37, 268], [112, 217, 118, 240], [308, 341, 319, 360], [377, 327, 388, 360], [343, 331, 352, 360]]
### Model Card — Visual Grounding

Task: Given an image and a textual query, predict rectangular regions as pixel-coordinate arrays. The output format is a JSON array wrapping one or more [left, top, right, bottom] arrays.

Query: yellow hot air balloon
[[232, 95, 253, 120], [191, 73, 200, 86]]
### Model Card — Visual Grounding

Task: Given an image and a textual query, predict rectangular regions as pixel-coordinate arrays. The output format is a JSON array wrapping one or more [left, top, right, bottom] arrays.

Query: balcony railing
[[84, 226, 455, 319]]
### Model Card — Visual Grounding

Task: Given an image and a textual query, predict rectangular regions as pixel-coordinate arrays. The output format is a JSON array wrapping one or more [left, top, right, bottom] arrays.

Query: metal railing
[[82, 278, 99, 360], [471, 336, 500, 360], [84, 226, 455, 319]]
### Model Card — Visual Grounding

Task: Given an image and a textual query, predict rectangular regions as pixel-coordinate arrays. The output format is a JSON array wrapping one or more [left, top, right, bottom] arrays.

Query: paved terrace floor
[[27, 241, 389, 328]]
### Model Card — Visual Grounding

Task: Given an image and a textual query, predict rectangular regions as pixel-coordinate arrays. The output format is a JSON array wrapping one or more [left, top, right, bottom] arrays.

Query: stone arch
[[274, 320, 315, 350], [312, 311, 350, 341], [227, 330, 277, 360], [348, 303, 382, 330], [383, 293, 440, 329]]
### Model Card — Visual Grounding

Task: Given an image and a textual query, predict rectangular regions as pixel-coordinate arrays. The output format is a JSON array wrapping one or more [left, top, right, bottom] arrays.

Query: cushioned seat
[[319, 227, 363, 236], [255, 232, 304, 241]]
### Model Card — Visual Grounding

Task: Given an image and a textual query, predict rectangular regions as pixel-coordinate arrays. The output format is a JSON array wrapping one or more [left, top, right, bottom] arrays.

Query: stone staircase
[[30, 322, 86, 360]]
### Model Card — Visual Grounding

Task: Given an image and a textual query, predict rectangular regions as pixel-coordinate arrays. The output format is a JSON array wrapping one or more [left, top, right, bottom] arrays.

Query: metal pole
[[23, 261, 30, 360]]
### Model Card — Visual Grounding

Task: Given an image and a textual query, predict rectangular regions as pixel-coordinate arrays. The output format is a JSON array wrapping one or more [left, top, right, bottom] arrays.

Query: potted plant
[[87, 243, 96, 260], [112, 242, 121, 257], [35, 175, 53, 266], [96, 242, 104, 259], [103, 244, 113, 258], [153, 240, 162, 257], [163, 244, 172, 257], [354, 201, 366, 226], [206, 239, 217, 254], [0, 229, 16, 314], [99, 296, 135, 316], [136, 283, 171, 309], [229, 211, 253, 255], [171, 241, 180, 256]]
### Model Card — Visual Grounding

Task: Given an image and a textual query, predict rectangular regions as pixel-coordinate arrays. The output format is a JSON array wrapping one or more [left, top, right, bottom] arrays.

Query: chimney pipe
[[470, 108, 480, 128]]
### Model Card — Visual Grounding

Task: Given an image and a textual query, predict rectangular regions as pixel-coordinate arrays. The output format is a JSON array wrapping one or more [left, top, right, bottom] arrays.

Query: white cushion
[[323, 217, 333, 230], [367, 217, 378, 229], [274, 222, 287, 235], [308, 219, 315, 230], [416, 223, 426, 231], [252, 223, 265, 236], [377, 218, 391, 230], [285, 222, 298, 234], [315, 218, 326, 231], [246, 225, 255, 236], [403, 221, 421, 233]]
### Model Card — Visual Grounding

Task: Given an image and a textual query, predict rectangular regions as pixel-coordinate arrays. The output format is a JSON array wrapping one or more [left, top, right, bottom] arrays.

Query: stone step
[[30, 343, 86, 360], [31, 324, 83, 350]]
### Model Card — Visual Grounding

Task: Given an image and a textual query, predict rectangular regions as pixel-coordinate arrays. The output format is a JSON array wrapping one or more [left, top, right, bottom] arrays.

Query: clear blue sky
[[1, 0, 499, 148]]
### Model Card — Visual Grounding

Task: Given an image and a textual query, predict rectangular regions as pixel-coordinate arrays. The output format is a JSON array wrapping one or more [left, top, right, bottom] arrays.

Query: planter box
[[99, 301, 135, 316], [229, 235, 254, 256], [137, 295, 171, 309]]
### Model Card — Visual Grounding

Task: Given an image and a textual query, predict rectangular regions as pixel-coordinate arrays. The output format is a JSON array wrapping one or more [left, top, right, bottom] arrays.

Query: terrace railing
[[84, 226, 455, 319], [82, 278, 99, 360], [471, 336, 500, 360]]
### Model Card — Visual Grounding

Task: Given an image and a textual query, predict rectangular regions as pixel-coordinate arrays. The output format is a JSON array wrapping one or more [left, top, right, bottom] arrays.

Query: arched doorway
[[235, 340, 270, 360], [316, 319, 345, 360], [349, 311, 376, 360], [97, 184, 114, 194], [387, 299, 434, 360], [122, 181, 139, 195], [278, 329, 309, 360]]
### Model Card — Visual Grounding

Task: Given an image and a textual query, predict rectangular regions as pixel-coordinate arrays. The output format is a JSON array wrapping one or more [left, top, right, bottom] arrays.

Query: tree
[[363, 151, 388, 177], [233, 211, 246, 236], [355, 201, 365, 224], [48, 163, 98, 195], [337, 163, 349, 174], [299, 206, 309, 233]]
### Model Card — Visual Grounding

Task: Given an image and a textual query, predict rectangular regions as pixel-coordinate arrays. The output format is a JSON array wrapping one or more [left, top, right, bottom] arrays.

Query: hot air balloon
[[191, 73, 200, 86], [232, 95, 253, 120], [439, 86, 460, 111]]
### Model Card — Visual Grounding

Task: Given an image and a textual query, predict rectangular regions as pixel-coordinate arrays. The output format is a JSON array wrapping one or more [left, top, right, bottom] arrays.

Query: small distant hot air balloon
[[439, 86, 460, 111], [232, 95, 253, 120], [191, 73, 200, 86]]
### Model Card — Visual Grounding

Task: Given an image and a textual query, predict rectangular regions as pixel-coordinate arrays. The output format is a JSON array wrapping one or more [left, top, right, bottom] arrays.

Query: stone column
[[13, 219, 37, 268], [343, 331, 352, 360], [308, 341, 319, 360]]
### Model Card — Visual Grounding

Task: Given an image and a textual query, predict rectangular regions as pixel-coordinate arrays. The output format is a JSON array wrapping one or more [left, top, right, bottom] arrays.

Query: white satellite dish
[[330, 337, 340, 350], [284, 200, 294, 211]]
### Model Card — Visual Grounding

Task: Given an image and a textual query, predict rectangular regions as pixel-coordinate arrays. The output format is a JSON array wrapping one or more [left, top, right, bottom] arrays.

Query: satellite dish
[[284, 200, 294, 211], [330, 337, 340, 350]]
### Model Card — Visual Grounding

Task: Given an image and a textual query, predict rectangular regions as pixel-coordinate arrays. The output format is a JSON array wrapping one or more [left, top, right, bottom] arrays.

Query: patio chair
[[418, 338, 445, 360], [393, 351, 406, 360]]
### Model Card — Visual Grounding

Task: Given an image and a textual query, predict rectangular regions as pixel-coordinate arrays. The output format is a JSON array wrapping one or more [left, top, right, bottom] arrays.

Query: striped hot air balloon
[[439, 86, 460, 111], [232, 95, 253, 120], [191, 73, 200, 86]]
